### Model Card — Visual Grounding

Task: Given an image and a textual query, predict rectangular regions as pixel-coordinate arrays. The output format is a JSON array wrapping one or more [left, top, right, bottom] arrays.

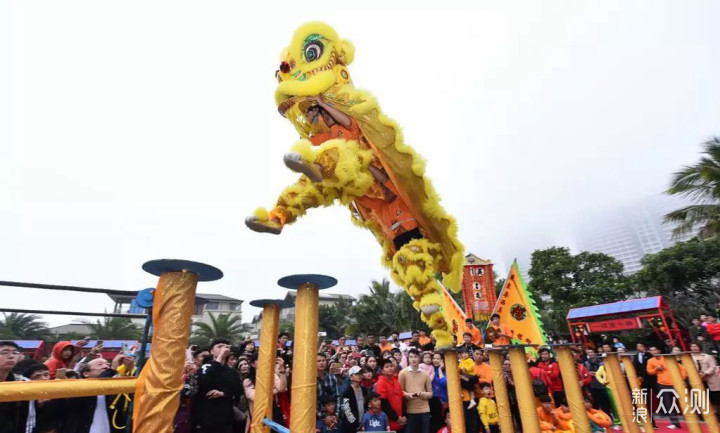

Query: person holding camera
[[193, 339, 242, 433]]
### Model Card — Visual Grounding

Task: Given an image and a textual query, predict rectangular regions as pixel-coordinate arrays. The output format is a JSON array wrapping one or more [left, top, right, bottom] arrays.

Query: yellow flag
[[441, 284, 467, 343], [491, 260, 546, 345]]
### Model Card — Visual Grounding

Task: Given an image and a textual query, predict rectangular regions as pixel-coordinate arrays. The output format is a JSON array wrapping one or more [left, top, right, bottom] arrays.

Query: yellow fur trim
[[253, 207, 269, 221]]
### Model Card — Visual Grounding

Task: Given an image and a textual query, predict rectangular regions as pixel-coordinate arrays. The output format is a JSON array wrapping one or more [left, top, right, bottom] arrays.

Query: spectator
[[355, 336, 365, 352], [611, 337, 625, 350], [366, 356, 379, 375], [45, 341, 79, 380], [317, 353, 341, 417], [465, 319, 483, 346], [409, 331, 422, 349], [193, 339, 243, 433], [473, 350, 492, 387], [363, 334, 381, 358], [391, 331, 408, 353], [317, 397, 339, 433], [537, 348, 563, 404], [399, 349, 433, 433], [584, 348, 613, 420], [584, 398, 613, 433], [337, 336, 347, 352], [421, 334, 436, 352], [436, 410, 452, 433], [360, 366, 377, 391], [0, 341, 32, 433], [430, 353, 447, 433], [339, 366, 367, 433], [647, 345, 687, 429], [378, 335, 393, 354], [16, 362, 62, 433], [689, 342, 720, 416], [362, 393, 389, 432], [62, 355, 127, 433], [689, 319, 707, 342], [392, 349, 407, 370], [375, 358, 406, 432], [553, 397, 573, 432], [419, 352, 434, 380], [489, 314, 511, 346], [418, 331, 432, 347], [459, 349, 479, 433], [706, 315, 720, 353], [477, 382, 500, 433], [457, 332, 480, 353], [633, 342, 656, 426]]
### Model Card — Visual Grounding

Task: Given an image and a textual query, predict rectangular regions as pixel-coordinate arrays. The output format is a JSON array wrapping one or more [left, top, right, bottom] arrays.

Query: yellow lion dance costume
[[246, 22, 464, 349]]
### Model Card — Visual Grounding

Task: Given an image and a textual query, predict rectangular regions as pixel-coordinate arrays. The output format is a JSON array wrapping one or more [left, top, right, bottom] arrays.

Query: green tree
[[350, 279, 428, 336], [319, 298, 354, 339], [0, 313, 49, 339], [664, 137, 720, 239], [87, 317, 142, 340], [191, 313, 250, 345], [528, 247, 628, 334], [633, 238, 720, 326]]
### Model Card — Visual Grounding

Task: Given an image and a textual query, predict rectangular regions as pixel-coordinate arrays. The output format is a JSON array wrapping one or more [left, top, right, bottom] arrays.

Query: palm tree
[[191, 313, 250, 345], [350, 279, 429, 336], [0, 313, 49, 339], [665, 137, 720, 239], [87, 317, 142, 340]]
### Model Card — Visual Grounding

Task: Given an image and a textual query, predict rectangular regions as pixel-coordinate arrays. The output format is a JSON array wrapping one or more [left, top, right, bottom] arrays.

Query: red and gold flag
[[491, 260, 546, 345]]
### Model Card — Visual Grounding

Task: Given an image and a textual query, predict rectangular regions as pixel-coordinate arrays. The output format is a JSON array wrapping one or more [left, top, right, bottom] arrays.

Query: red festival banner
[[587, 318, 641, 333], [461, 254, 496, 321]]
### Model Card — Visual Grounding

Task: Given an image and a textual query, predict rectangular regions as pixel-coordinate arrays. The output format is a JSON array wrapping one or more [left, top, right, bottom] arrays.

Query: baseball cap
[[348, 366, 362, 376]]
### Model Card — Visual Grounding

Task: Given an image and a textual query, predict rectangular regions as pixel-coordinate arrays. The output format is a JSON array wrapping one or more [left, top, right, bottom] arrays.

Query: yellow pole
[[621, 355, 654, 433], [508, 347, 541, 433], [665, 355, 702, 433], [681, 353, 720, 433], [0, 377, 137, 402], [251, 303, 281, 433], [444, 350, 467, 433], [555, 346, 591, 433], [604, 353, 640, 433], [488, 350, 514, 433], [289, 283, 320, 433]]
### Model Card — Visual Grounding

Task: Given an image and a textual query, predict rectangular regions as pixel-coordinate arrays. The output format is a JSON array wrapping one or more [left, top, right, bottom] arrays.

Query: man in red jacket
[[375, 358, 406, 431], [537, 348, 564, 405]]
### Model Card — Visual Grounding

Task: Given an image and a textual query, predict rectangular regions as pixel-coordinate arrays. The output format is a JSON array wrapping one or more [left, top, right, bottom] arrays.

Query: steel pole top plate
[[250, 299, 295, 309], [142, 259, 223, 282], [277, 274, 337, 290]]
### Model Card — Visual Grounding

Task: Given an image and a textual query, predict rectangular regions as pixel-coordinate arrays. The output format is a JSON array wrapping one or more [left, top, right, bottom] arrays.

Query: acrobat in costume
[[246, 22, 464, 349]]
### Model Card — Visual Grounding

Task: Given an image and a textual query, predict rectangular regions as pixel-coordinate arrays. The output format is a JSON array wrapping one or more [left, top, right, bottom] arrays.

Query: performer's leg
[[391, 238, 454, 349]]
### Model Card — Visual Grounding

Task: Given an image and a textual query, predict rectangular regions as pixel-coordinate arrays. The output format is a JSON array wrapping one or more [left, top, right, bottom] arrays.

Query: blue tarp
[[13, 340, 43, 349], [567, 296, 662, 320]]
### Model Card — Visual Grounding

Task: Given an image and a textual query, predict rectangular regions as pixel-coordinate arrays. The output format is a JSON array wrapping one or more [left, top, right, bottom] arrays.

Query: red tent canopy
[[566, 296, 685, 350]]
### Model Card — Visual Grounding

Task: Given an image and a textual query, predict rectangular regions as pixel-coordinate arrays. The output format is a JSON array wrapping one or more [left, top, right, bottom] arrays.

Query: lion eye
[[304, 41, 324, 62]]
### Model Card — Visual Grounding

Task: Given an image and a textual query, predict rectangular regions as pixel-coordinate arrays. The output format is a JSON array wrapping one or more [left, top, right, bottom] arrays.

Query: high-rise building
[[575, 195, 693, 275]]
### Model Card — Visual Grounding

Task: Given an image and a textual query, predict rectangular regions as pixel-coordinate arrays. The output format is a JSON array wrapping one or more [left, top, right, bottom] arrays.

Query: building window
[[206, 302, 219, 311]]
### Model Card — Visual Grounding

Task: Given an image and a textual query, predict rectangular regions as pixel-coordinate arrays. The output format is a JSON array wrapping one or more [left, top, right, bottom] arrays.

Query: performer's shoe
[[245, 216, 283, 235], [283, 152, 323, 182]]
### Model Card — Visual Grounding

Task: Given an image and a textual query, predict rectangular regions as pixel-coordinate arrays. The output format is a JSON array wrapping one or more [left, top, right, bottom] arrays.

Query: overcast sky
[[1, 1, 718, 327]]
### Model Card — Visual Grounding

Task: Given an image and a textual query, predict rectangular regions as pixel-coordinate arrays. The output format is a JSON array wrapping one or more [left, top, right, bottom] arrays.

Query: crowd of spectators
[[2, 312, 720, 433]]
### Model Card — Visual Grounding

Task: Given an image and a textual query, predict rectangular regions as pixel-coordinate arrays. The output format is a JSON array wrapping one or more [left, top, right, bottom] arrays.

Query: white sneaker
[[612, 426, 622, 431], [667, 424, 678, 430]]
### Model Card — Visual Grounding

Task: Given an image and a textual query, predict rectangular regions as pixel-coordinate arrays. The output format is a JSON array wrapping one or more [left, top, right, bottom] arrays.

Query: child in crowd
[[362, 393, 389, 432], [316, 397, 338, 433], [437, 410, 452, 433], [458, 348, 477, 409], [477, 382, 500, 433]]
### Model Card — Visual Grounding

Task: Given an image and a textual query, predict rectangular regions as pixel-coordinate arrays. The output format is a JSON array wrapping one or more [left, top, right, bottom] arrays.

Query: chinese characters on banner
[[461, 254, 496, 321], [587, 318, 642, 333]]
